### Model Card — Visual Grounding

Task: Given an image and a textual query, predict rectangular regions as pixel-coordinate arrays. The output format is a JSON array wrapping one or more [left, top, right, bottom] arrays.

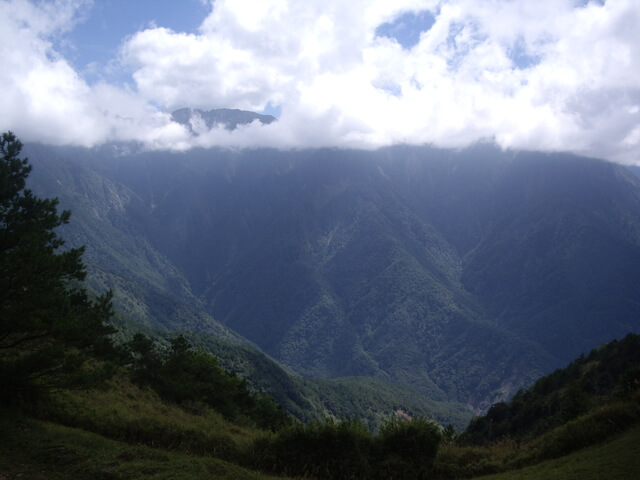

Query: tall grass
[[26, 371, 265, 462], [0, 407, 281, 480]]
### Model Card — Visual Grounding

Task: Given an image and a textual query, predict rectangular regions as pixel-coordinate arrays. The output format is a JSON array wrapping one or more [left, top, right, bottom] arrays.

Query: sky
[[1, 0, 640, 164]]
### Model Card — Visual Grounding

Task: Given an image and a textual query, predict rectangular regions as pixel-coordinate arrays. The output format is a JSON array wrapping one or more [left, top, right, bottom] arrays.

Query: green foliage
[[34, 376, 251, 461], [0, 132, 117, 402], [375, 416, 443, 479], [197, 325, 473, 430], [0, 387, 279, 480], [463, 334, 640, 444], [3, 345, 638, 480], [512, 399, 640, 466], [252, 415, 442, 479], [431, 398, 640, 479], [121, 325, 473, 431], [616, 366, 640, 399], [473, 425, 640, 480], [4, 404, 639, 480], [560, 384, 591, 422], [254, 417, 373, 479], [126, 333, 290, 431], [435, 335, 640, 478]]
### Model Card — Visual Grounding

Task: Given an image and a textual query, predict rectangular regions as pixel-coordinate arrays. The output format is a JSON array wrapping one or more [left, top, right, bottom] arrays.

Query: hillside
[[24, 142, 640, 411], [3, 335, 639, 479], [431, 334, 640, 479], [463, 333, 640, 443]]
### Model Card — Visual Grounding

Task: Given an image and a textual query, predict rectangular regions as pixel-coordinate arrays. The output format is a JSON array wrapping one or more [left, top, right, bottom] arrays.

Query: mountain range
[[23, 111, 640, 414]]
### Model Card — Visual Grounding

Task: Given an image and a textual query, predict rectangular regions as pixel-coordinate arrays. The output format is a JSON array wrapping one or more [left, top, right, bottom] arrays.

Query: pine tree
[[0, 132, 116, 401]]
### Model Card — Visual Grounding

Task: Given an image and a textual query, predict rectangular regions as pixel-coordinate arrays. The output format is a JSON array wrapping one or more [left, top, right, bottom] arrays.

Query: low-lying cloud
[[1, 0, 640, 164]]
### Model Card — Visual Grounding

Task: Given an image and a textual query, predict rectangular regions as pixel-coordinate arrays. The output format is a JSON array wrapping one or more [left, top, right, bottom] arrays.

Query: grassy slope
[[475, 426, 640, 480], [2, 405, 637, 480], [0, 411, 279, 480], [1, 372, 637, 480], [0, 374, 282, 480], [433, 396, 640, 480]]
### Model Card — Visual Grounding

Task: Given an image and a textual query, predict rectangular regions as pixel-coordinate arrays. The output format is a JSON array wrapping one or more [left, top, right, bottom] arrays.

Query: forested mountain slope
[[25, 142, 640, 411]]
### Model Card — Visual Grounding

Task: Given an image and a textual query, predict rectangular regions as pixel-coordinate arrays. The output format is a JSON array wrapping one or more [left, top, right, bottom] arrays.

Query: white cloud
[[0, 0, 191, 148], [1, 0, 640, 164]]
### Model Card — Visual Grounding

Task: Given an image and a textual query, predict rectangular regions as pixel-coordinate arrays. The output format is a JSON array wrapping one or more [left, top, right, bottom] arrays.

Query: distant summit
[[172, 107, 276, 134]]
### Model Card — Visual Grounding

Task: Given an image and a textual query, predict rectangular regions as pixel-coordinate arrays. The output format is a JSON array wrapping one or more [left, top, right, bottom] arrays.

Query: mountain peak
[[171, 107, 276, 134]]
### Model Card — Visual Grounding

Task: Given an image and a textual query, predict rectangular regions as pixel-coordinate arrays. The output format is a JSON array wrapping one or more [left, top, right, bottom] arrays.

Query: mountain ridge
[[24, 141, 640, 412], [171, 107, 277, 134]]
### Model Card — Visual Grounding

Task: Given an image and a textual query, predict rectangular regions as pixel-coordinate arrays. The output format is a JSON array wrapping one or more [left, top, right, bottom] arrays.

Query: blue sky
[[58, 0, 209, 85], [1, 0, 639, 164], [375, 10, 436, 51]]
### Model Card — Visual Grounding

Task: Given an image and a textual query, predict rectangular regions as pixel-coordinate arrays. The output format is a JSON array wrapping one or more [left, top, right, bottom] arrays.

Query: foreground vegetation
[[0, 398, 278, 480], [474, 425, 640, 480], [1, 372, 444, 479], [1, 378, 639, 479], [434, 394, 640, 479]]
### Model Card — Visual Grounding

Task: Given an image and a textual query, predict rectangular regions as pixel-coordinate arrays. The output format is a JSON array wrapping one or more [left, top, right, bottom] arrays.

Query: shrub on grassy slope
[[252, 416, 443, 479], [375, 416, 442, 479], [126, 333, 290, 431]]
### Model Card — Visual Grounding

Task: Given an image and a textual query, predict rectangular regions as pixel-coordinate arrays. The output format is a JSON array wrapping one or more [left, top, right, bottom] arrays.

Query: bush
[[252, 415, 444, 480], [433, 444, 502, 479], [253, 417, 373, 479], [374, 416, 443, 480]]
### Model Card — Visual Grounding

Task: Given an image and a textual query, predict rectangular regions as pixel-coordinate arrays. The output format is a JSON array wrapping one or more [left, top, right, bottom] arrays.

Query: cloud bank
[[1, 0, 640, 164]]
